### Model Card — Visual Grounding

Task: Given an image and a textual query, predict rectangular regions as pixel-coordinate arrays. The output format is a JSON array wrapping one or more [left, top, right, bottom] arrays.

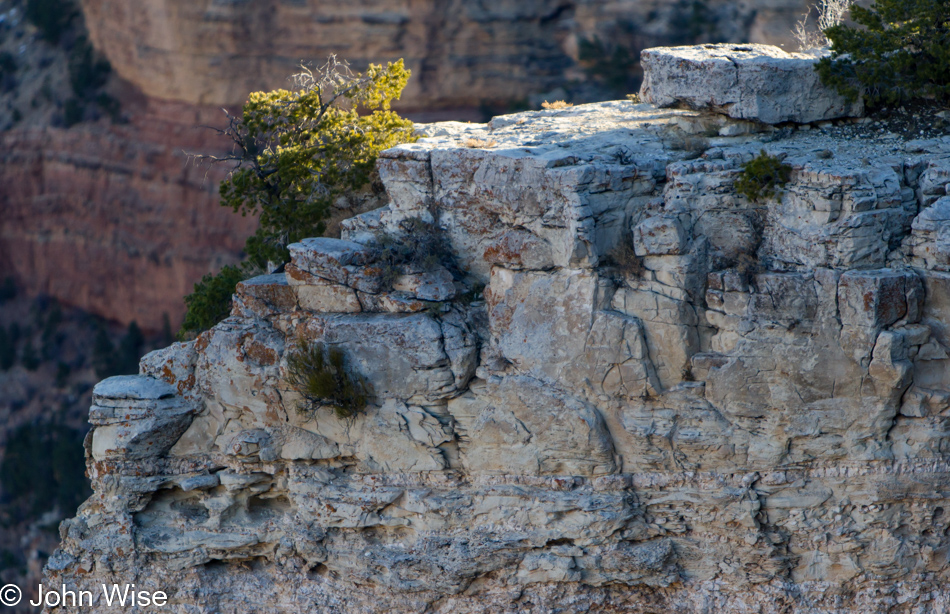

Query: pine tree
[[116, 321, 144, 375], [179, 57, 416, 338], [91, 324, 115, 379]]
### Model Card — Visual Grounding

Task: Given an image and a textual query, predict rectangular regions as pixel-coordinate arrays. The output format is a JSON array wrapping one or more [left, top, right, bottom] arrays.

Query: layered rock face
[[45, 72, 950, 611], [0, 99, 256, 329], [78, 0, 811, 110], [3, 0, 813, 331]]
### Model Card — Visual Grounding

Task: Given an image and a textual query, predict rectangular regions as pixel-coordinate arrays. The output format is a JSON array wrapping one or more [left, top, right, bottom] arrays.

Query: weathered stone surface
[[140, 341, 199, 397], [634, 215, 689, 256], [296, 312, 476, 403], [640, 44, 864, 124], [288, 238, 379, 291], [448, 377, 616, 476], [47, 95, 950, 613], [89, 375, 196, 461], [392, 266, 456, 301], [233, 273, 298, 319], [907, 196, 950, 271], [294, 280, 363, 314]]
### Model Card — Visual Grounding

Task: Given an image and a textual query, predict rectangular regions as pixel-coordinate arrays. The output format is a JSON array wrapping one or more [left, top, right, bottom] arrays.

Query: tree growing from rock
[[181, 57, 416, 337], [817, 0, 950, 104]]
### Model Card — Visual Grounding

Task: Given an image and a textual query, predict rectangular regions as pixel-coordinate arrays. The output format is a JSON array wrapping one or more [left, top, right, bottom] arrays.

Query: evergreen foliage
[[180, 58, 416, 337], [735, 150, 793, 203], [179, 264, 250, 339], [217, 57, 416, 268], [285, 340, 370, 420], [817, 0, 950, 105]]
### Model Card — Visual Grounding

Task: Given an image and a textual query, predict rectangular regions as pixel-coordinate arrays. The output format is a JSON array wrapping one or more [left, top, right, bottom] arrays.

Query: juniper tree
[[817, 0, 950, 105], [180, 57, 416, 337]]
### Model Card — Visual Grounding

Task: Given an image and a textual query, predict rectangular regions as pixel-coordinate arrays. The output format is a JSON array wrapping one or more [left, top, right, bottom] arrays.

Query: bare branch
[[794, 0, 851, 51]]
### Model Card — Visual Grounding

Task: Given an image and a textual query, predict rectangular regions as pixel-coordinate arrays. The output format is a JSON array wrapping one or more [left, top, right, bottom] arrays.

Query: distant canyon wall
[[78, 0, 812, 110], [0, 100, 255, 330]]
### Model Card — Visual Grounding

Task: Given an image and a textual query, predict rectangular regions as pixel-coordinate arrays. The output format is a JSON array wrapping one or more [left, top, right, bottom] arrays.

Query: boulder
[[640, 44, 864, 124]]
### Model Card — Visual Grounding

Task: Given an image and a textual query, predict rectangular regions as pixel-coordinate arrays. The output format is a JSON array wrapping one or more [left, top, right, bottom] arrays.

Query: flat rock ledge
[[640, 43, 864, 124]]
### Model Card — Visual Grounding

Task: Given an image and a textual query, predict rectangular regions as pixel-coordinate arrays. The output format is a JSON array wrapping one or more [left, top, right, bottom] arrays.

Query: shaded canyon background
[[0, 0, 809, 603]]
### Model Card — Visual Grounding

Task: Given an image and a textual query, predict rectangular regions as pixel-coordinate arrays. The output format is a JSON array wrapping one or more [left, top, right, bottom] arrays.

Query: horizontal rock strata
[[46, 99, 950, 612], [640, 44, 864, 124]]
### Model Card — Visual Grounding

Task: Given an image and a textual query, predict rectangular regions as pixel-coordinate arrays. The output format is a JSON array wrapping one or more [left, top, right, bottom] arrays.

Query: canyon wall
[[0, 99, 256, 330], [44, 52, 950, 611], [78, 0, 811, 111]]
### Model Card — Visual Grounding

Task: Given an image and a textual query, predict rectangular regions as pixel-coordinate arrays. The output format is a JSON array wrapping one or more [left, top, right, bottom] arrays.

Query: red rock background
[[0, 99, 256, 331]]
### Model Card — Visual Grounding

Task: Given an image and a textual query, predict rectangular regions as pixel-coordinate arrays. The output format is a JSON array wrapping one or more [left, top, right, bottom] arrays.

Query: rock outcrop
[[45, 61, 950, 612], [2, 0, 815, 332], [640, 44, 864, 124]]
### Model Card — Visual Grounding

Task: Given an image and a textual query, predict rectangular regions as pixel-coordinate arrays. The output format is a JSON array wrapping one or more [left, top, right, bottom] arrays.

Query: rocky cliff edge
[[44, 46, 950, 613]]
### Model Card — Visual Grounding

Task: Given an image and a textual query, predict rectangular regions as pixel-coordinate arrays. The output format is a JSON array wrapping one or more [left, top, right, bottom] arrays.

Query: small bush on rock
[[179, 265, 252, 339], [817, 0, 950, 105], [735, 151, 792, 203], [211, 56, 415, 268], [374, 217, 458, 290], [606, 240, 645, 279], [286, 340, 370, 420]]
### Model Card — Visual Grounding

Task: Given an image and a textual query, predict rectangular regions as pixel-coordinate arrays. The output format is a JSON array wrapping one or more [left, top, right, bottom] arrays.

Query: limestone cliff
[[2, 0, 812, 332], [45, 47, 950, 612]]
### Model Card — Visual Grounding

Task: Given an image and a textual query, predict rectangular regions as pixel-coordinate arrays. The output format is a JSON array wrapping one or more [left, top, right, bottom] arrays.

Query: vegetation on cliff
[[286, 340, 370, 420], [180, 57, 416, 338], [817, 0, 950, 105]]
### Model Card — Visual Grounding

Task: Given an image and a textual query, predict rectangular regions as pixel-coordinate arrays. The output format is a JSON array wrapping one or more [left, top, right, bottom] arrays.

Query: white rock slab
[[640, 43, 864, 124]]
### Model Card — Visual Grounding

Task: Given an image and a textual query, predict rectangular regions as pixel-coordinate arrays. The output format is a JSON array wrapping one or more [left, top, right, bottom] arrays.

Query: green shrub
[[179, 265, 251, 339], [181, 57, 416, 335], [734, 150, 792, 203], [606, 239, 645, 279], [373, 217, 456, 290], [285, 340, 370, 420], [216, 57, 416, 268], [817, 0, 950, 105]]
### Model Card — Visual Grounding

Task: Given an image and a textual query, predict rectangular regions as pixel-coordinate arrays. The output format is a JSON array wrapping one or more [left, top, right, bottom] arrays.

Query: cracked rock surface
[[45, 98, 950, 613], [640, 44, 865, 124]]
